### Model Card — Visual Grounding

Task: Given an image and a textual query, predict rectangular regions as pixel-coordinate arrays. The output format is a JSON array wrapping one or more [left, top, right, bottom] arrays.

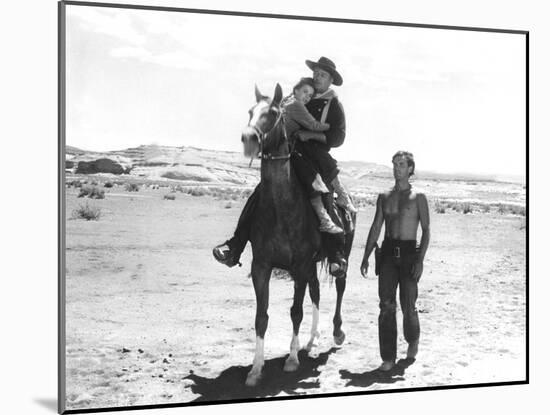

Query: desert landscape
[[63, 145, 526, 411]]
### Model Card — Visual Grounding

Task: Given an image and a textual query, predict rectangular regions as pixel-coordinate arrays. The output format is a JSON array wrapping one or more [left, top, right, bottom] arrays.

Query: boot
[[212, 239, 242, 267], [311, 196, 343, 234], [329, 257, 348, 278], [331, 176, 357, 213]]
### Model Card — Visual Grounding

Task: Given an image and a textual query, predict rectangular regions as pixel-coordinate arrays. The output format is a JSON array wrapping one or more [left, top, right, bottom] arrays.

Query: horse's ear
[[272, 83, 283, 107], [255, 84, 263, 103]]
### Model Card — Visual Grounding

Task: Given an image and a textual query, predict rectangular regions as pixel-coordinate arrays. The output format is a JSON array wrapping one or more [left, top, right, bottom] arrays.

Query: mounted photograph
[[59, 1, 527, 413]]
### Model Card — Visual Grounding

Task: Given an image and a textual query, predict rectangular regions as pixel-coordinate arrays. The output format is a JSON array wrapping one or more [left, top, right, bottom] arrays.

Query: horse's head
[[242, 84, 285, 160]]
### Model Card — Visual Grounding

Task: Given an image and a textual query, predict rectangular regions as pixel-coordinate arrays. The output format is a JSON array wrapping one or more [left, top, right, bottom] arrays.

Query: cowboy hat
[[305, 56, 343, 86]]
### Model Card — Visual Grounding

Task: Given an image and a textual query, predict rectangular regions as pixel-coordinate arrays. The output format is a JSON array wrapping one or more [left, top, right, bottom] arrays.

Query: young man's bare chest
[[383, 191, 419, 220]]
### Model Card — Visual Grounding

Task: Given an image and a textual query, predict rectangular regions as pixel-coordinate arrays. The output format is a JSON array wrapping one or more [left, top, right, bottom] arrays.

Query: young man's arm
[[360, 194, 385, 278], [412, 193, 430, 282]]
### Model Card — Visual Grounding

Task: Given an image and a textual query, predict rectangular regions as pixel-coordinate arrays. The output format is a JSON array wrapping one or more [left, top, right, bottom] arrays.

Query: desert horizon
[[66, 143, 526, 185]]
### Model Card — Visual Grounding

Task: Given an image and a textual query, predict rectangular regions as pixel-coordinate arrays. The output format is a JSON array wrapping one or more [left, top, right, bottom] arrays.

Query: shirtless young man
[[360, 151, 430, 371]]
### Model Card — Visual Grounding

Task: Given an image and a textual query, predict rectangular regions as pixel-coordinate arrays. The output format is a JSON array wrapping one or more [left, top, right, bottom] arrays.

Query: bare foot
[[378, 360, 395, 371], [407, 340, 419, 359]]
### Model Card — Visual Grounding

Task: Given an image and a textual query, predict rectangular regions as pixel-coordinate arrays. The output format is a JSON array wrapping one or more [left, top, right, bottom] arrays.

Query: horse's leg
[[246, 261, 272, 387], [333, 219, 355, 346], [333, 275, 346, 346], [284, 277, 308, 372], [306, 271, 321, 357]]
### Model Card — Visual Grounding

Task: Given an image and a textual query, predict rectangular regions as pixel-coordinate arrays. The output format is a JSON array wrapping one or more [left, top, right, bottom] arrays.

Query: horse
[[240, 83, 356, 387]]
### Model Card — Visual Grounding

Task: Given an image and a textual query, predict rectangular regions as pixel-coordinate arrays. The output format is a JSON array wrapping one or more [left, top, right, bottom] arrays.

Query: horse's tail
[[317, 257, 331, 284]]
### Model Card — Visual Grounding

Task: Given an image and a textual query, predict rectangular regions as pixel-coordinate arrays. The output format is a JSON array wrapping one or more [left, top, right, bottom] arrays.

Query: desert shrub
[[481, 204, 491, 213], [163, 193, 176, 200], [125, 183, 140, 192], [174, 185, 184, 193], [72, 203, 101, 220], [462, 203, 473, 214], [435, 201, 446, 214], [224, 201, 233, 209], [188, 187, 207, 197], [90, 180, 98, 186], [67, 180, 83, 188], [497, 204, 507, 214], [104, 181, 114, 188], [78, 185, 105, 199], [447, 201, 462, 212], [510, 205, 526, 216]]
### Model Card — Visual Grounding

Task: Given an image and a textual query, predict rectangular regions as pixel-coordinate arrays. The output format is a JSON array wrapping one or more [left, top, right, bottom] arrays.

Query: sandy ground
[[64, 186, 526, 411]]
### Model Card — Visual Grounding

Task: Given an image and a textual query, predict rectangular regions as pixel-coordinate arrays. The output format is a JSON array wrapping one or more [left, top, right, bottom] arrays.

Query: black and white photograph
[[59, 1, 526, 412]]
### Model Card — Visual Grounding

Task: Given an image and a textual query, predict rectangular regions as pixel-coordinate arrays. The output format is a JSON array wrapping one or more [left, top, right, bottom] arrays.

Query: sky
[[65, 4, 526, 177]]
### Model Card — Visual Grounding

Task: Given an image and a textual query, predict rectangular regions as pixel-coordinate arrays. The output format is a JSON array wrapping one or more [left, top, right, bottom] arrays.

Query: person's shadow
[[184, 348, 338, 402], [339, 358, 416, 388]]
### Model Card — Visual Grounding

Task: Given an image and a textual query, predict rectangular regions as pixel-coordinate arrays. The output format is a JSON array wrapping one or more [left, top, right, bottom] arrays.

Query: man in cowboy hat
[[296, 56, 355, 213], [213, 56, 353, 272]]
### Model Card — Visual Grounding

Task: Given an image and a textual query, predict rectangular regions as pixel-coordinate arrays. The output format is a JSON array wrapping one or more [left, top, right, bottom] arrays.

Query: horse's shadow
[[184, 348, 338, 402], [339, 358, 416, 388]]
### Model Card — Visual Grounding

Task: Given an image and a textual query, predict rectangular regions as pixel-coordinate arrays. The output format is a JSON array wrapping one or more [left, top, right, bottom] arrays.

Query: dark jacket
[[305, 89, 346, 151]]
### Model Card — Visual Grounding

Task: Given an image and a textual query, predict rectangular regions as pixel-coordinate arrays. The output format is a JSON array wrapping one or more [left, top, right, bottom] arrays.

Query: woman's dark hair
[[292, 77, 315, 94]]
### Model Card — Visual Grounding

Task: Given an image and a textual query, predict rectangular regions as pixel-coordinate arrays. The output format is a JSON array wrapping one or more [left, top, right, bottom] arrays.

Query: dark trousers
[[294, 141, 339, 184], [291, 151, 324, 197], [228, 185, 259, 259], [378, 240, 420, 362]]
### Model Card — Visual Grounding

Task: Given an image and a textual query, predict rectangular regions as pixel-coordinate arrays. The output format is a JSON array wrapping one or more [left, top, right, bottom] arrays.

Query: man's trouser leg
[[399, 256, 420, 346], [224, 184, 259, 262], [290, 152, 324, 197], [378, 257, 399, 362], [296, 142, 339, 185]]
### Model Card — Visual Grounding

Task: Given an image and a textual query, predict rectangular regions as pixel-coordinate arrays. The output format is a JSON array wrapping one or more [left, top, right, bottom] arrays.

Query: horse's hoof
[[283, 357, 300, 372], [245, 371, 262, 387], [334, 330, 346, 346], [306, 341, 320, 358]]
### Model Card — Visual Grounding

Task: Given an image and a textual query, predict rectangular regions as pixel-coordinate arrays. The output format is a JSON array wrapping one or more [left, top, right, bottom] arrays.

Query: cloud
[[110, 46, 212, 71], [69, 6, 146, 46]]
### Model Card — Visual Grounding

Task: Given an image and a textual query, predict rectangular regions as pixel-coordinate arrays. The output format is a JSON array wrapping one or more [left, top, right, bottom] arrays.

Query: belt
[[381, 239, 418, 258]]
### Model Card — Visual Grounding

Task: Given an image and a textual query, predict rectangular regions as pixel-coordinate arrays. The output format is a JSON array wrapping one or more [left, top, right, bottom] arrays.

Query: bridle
[[247, 104, 290, 166]]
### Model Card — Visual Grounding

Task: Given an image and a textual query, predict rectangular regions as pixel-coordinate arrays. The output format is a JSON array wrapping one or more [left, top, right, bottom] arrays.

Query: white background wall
[[0, 0, 542, 414]]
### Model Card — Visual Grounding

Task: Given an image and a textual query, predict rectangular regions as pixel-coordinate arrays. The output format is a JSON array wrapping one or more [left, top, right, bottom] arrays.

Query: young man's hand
[[360, 258, 369, 278], [411, 261, 424, 282]]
